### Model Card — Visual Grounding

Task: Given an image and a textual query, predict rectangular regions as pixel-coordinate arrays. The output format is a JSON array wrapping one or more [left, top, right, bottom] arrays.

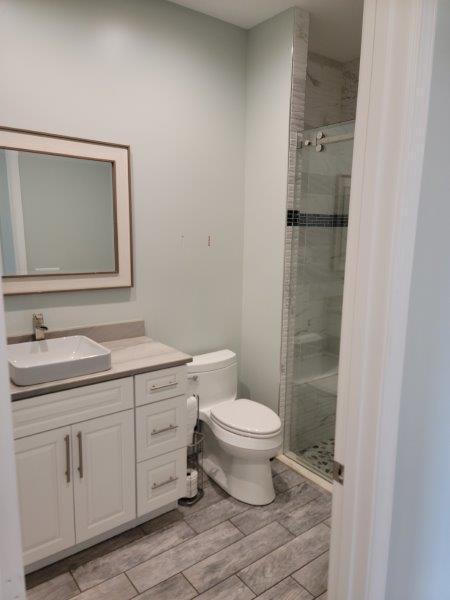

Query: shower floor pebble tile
[[298, 439, 335, 477], [26, 459, 331, 600]]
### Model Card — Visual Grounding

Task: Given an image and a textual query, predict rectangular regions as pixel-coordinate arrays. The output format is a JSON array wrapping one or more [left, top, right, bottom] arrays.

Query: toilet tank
[[187, 350, 237, 411]]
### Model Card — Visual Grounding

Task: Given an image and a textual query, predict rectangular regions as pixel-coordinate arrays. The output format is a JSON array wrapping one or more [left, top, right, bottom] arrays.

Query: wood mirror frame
[[0, 126, 132, 295]]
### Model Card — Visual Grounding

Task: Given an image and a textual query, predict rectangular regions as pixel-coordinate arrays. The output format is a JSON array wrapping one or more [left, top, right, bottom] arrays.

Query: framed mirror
[[0, 126, 132, 295]]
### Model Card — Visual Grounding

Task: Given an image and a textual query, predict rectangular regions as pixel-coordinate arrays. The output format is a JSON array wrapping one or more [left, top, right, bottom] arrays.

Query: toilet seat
[[210, 399, 281, 439]]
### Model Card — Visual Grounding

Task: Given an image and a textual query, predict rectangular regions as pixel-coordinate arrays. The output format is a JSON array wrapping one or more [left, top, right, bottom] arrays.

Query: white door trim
[[0, 250, 25, 597], [329, 1, 437, 599]]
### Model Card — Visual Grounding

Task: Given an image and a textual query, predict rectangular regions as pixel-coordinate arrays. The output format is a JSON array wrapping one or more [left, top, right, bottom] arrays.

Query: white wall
[[240, 9, 295, 410], [386, 2, 450, 597], [0, 0, 246, 357]]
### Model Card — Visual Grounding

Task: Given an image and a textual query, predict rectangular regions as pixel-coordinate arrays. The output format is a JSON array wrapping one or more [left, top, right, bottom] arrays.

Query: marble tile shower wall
[[305, 53, 360, 129], [291, 384, 337, 452], [341, 58, 360, 122], [294, 146, 349, 346]]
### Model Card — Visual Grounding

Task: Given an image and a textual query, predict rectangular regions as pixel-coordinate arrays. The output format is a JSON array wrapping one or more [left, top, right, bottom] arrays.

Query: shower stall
[[283, 120, 355, 481]]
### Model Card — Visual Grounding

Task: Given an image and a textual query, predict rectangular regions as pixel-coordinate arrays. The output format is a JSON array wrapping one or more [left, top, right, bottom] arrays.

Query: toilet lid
[[210, 399, 281, 438]]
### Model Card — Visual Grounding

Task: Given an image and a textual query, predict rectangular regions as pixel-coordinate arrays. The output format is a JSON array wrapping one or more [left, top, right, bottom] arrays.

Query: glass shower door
[[285, 120, 355, 480]]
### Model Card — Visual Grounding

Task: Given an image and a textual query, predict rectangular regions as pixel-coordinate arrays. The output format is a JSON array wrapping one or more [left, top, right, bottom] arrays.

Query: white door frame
[[0, 265, 25, 596], [329, 0, 437, 599]]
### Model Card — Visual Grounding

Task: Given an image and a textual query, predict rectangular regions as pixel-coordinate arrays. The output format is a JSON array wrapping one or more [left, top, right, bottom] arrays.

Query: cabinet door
[[15, 427, 75, 566], [136, 396, 187, 461], [73, 410, 135, 543]]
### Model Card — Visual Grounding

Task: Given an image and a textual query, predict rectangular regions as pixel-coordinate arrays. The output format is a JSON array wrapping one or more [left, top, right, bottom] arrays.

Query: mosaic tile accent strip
[[287, 210, 348, 227]]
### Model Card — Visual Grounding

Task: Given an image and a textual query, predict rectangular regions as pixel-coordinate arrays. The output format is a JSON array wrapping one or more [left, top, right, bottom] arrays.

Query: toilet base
[[201, 422, 279, 506]]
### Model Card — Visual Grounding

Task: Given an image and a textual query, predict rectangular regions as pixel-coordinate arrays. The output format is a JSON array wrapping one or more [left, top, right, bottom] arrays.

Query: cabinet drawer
[[136, 396, 187, 461], [137, 449, 186, 516], [135, 366, 187, 407], [13, 378, 134, 439]]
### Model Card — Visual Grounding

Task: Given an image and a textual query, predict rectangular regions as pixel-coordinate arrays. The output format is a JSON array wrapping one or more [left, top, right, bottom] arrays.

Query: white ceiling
[[168, 0, 363, 62]]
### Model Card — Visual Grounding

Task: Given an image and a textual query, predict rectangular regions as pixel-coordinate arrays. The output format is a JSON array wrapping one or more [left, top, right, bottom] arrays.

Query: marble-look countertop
[[10, 336, 192, 401]]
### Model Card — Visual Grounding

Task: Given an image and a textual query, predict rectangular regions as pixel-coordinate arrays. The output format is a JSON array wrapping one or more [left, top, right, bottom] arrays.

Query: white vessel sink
[[8, 336, 112, 386]]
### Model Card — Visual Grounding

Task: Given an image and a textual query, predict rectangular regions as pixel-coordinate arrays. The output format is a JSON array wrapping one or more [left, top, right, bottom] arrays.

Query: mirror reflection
[[0, 149, 117, 277]]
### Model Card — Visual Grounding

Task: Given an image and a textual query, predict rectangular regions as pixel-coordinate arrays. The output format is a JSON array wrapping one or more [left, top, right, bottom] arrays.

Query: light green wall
[[240, 8, 300, 411], [0, 0, 247, 358]]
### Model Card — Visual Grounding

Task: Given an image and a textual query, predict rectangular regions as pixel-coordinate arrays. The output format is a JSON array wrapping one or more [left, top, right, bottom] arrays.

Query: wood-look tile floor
[[26, 460, 331, 600]]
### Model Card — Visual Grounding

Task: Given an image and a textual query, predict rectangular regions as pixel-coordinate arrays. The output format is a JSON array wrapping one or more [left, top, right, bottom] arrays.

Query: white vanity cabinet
[[12, 365, 188, 569], [15, 411, 135, 565]]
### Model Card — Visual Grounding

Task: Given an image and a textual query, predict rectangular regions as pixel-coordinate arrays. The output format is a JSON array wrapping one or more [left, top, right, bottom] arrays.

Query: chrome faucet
[[32, 313, 48, 341]]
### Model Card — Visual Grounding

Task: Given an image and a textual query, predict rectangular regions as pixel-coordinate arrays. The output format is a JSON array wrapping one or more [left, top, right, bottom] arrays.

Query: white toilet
[[188, 349, 282, 505]]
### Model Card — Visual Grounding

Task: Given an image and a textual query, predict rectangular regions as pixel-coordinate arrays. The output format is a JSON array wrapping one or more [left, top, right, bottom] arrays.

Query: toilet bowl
[[188, 350, 282, 505]]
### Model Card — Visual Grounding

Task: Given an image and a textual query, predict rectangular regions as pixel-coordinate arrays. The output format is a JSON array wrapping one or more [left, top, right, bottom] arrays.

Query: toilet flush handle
[[188, 374, 198, 381]]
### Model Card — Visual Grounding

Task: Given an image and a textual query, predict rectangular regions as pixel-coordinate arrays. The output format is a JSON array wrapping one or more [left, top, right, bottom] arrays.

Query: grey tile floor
[[26, 459, 331, 600]]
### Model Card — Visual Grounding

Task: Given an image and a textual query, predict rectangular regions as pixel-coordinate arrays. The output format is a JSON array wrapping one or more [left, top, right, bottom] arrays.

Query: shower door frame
[[327, 0, 438, 599], [283, 120, 355, 483]]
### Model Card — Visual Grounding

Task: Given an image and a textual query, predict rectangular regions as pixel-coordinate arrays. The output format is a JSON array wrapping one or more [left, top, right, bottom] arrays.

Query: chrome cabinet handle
[[151, 424, 178, 435], [150, 380, 177, 391], [152, 475, 178, 490], [64, 434, 71, 483], [77, 431, 83, 478]]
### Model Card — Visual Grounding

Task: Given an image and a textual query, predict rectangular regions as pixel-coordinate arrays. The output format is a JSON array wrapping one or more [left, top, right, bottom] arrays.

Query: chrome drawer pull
[[64, 434, 71, 483], [152, 475, 178, 490], [77, 431, 84, 479], [151, 424, 178, 435], [150, 380, 177, 391]]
